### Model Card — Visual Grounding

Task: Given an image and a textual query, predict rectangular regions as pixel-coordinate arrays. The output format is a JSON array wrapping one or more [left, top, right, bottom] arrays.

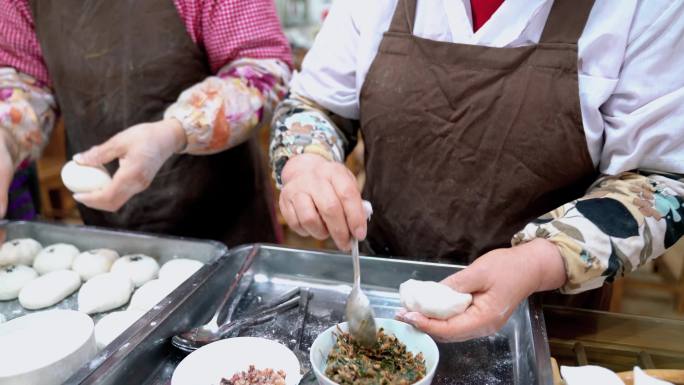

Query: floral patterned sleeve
[[0, 67, 56, 168], [513, 172, 684, 294], [164, 58, 291, 155], [269, 94, 354, 188]]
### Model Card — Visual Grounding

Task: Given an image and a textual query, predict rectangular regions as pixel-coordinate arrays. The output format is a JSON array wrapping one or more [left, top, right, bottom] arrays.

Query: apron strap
[[539, 0, 596, 44], [387, 0, 417, 34]]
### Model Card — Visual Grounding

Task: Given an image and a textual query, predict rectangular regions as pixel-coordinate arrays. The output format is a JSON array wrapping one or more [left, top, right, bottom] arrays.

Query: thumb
[[74, 135, 125, 166], [441, 267, 486, 294]]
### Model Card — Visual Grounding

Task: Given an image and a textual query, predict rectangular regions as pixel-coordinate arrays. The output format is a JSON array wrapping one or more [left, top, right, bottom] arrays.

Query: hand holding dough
[[110, 254, 159, 287], [33, 243, 80, 275], [399, 279, 472, 320], [61, 160, 112, 193], [72, 249, 120, 281], [78, 272, 134, 314], [0, 265, 38, 301], [0, 238, 42, 266], [18, 270, 81, 310]]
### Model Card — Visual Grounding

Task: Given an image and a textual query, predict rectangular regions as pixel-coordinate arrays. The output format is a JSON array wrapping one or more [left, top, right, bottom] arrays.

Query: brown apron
[[29, 0, 277, 246], [360, 0, 597, 264]]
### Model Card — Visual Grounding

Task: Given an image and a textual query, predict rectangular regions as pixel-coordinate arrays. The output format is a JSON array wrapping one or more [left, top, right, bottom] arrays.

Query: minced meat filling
[[220, 365, 286, 385]]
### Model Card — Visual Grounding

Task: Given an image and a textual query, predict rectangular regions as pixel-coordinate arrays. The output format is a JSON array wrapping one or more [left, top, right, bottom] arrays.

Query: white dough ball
[[0, 313, 5, 323], [399, 279, 472, 320], [158, 258, 204, 285], [94, 310, 145, 350], [72, 249, 120, 281], [0, 265, 39, 301], [61, 160, 112, 193], [18, 270, 81, 310], [110, 254, 159, 287], [0, 238, 43, 266], [78, 272, 134, 314], [128, 279, 177, 312], [33, 243, 80, 275]]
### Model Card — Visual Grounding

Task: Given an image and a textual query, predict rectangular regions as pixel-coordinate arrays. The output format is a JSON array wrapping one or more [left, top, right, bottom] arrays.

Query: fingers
[[0, 152, 12, 218], [279, 195, 307, 237], [331, 169, 366, 240], [311, 182, 352, 250], [397, 304, 506, 342], [291, 192, 329, 240], [440, 267, 487, 294], [73, 162, 149, 212], [75, 134, 125, 166]]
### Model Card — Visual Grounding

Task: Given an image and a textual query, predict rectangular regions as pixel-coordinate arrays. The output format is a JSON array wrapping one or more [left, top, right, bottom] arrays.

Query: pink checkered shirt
[[0, 0, 292, 86]]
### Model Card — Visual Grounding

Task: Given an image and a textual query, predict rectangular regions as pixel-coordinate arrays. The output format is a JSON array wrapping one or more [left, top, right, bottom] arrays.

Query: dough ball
[[78, 272, 134, 314], [33, 243, 80, 275], [0, 313, 5, 324], [0, 265, 38, 301], [0, 238, 43, 266], [18, 270, 81, 310], [399, 279, 472, 320], [158, 258, 204, 285], [61, 160, 112, 193], [110, 254, 159, 287], [128, 279, 176, 312], [72, 249, 120, 281], [94, 310, 145, 350]]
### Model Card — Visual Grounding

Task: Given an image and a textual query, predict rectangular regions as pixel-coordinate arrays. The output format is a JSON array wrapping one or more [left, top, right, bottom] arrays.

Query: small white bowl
[[172, 337, 302, 385], [0, 309, 96, 385], [310, 318, 439, 385]]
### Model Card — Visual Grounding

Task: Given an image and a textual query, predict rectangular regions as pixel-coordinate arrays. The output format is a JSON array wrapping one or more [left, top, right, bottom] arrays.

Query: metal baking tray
[[0, 220, 228, 379], [75, 244, 553, 385]]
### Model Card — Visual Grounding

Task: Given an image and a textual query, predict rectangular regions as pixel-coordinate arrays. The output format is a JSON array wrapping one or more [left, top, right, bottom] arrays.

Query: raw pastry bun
[[0, 238, 43, 266], [94, 310, 145, 350], [399, 279, 472, 320], [158, 258, 204, 285], [72, 249, 120, 281], [33, 243, 80, 275], [0, 265, 39, 301], [128, 279, 178, 312], [78, 272, 134, 314], [110, 254, 159, 287], [60, 160, 112, 193], [18, 270, 81, 310]]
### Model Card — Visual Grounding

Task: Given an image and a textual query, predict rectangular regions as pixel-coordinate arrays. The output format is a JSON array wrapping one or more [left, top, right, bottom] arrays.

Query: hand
[[396, 238, 566, 342], [0, 130, 17, 217], [279, 153, 365, 250], [72, 119, 186, 212]]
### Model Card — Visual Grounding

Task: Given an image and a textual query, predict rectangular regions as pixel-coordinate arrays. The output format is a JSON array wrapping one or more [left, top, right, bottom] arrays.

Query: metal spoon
[[345, 201, 376, 348]]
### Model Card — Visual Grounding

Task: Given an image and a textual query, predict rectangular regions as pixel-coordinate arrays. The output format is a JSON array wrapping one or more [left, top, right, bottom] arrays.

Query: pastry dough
[[0, 238, 42, 266], [128, 279, 177, 312], [94, 310, 145, 350], [18, 270, 81, 310], [158, 258, 204, 285], [33, 243, 80, 275], [0, 265, 38, 301], [61, 160, 112, 193], [110, 254, 159, 287], [72, 249, 120, 281], [399, 279, 472, 320], [78, 272, 134, 314]]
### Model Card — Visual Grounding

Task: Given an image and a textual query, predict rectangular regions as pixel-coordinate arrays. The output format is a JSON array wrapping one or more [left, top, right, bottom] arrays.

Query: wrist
[[516, 238, 567, 292], [281, 153, 330, 185], [0, 129, 18, 169], [164, 118, 187, 154]]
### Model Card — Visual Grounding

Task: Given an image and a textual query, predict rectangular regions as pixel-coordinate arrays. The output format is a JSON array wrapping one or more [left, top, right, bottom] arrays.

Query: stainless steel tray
[[0, 220, 228, 380], [76, 244, 553, 385]]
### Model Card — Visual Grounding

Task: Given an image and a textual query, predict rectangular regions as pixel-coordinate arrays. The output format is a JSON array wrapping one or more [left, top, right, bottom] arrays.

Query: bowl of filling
[[310, 318, 439, 385], [171, 337, 302, 385]]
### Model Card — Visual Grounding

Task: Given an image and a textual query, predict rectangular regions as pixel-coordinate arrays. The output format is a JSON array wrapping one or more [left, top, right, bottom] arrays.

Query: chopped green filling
[[325, 327, 426, 385]]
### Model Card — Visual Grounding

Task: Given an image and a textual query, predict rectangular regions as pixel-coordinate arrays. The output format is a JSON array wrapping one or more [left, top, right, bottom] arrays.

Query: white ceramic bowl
[[172, 337, 302, 385], [0, 309, 96, 385], [310, 318, 439, 385]]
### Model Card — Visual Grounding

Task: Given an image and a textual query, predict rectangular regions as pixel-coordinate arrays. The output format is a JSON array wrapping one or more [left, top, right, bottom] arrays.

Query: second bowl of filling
[[310, 318, 439, 385]]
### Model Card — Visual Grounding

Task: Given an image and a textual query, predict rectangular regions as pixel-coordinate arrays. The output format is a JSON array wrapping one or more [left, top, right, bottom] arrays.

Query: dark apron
[[360, 0, 607, 307], [29, 0, 277, 246]]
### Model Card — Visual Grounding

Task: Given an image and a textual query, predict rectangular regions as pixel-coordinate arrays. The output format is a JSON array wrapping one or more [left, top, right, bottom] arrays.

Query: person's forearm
[[0, 67, 56, 167], [164, 58, 291, 155], [513, 172, 684, 294]]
